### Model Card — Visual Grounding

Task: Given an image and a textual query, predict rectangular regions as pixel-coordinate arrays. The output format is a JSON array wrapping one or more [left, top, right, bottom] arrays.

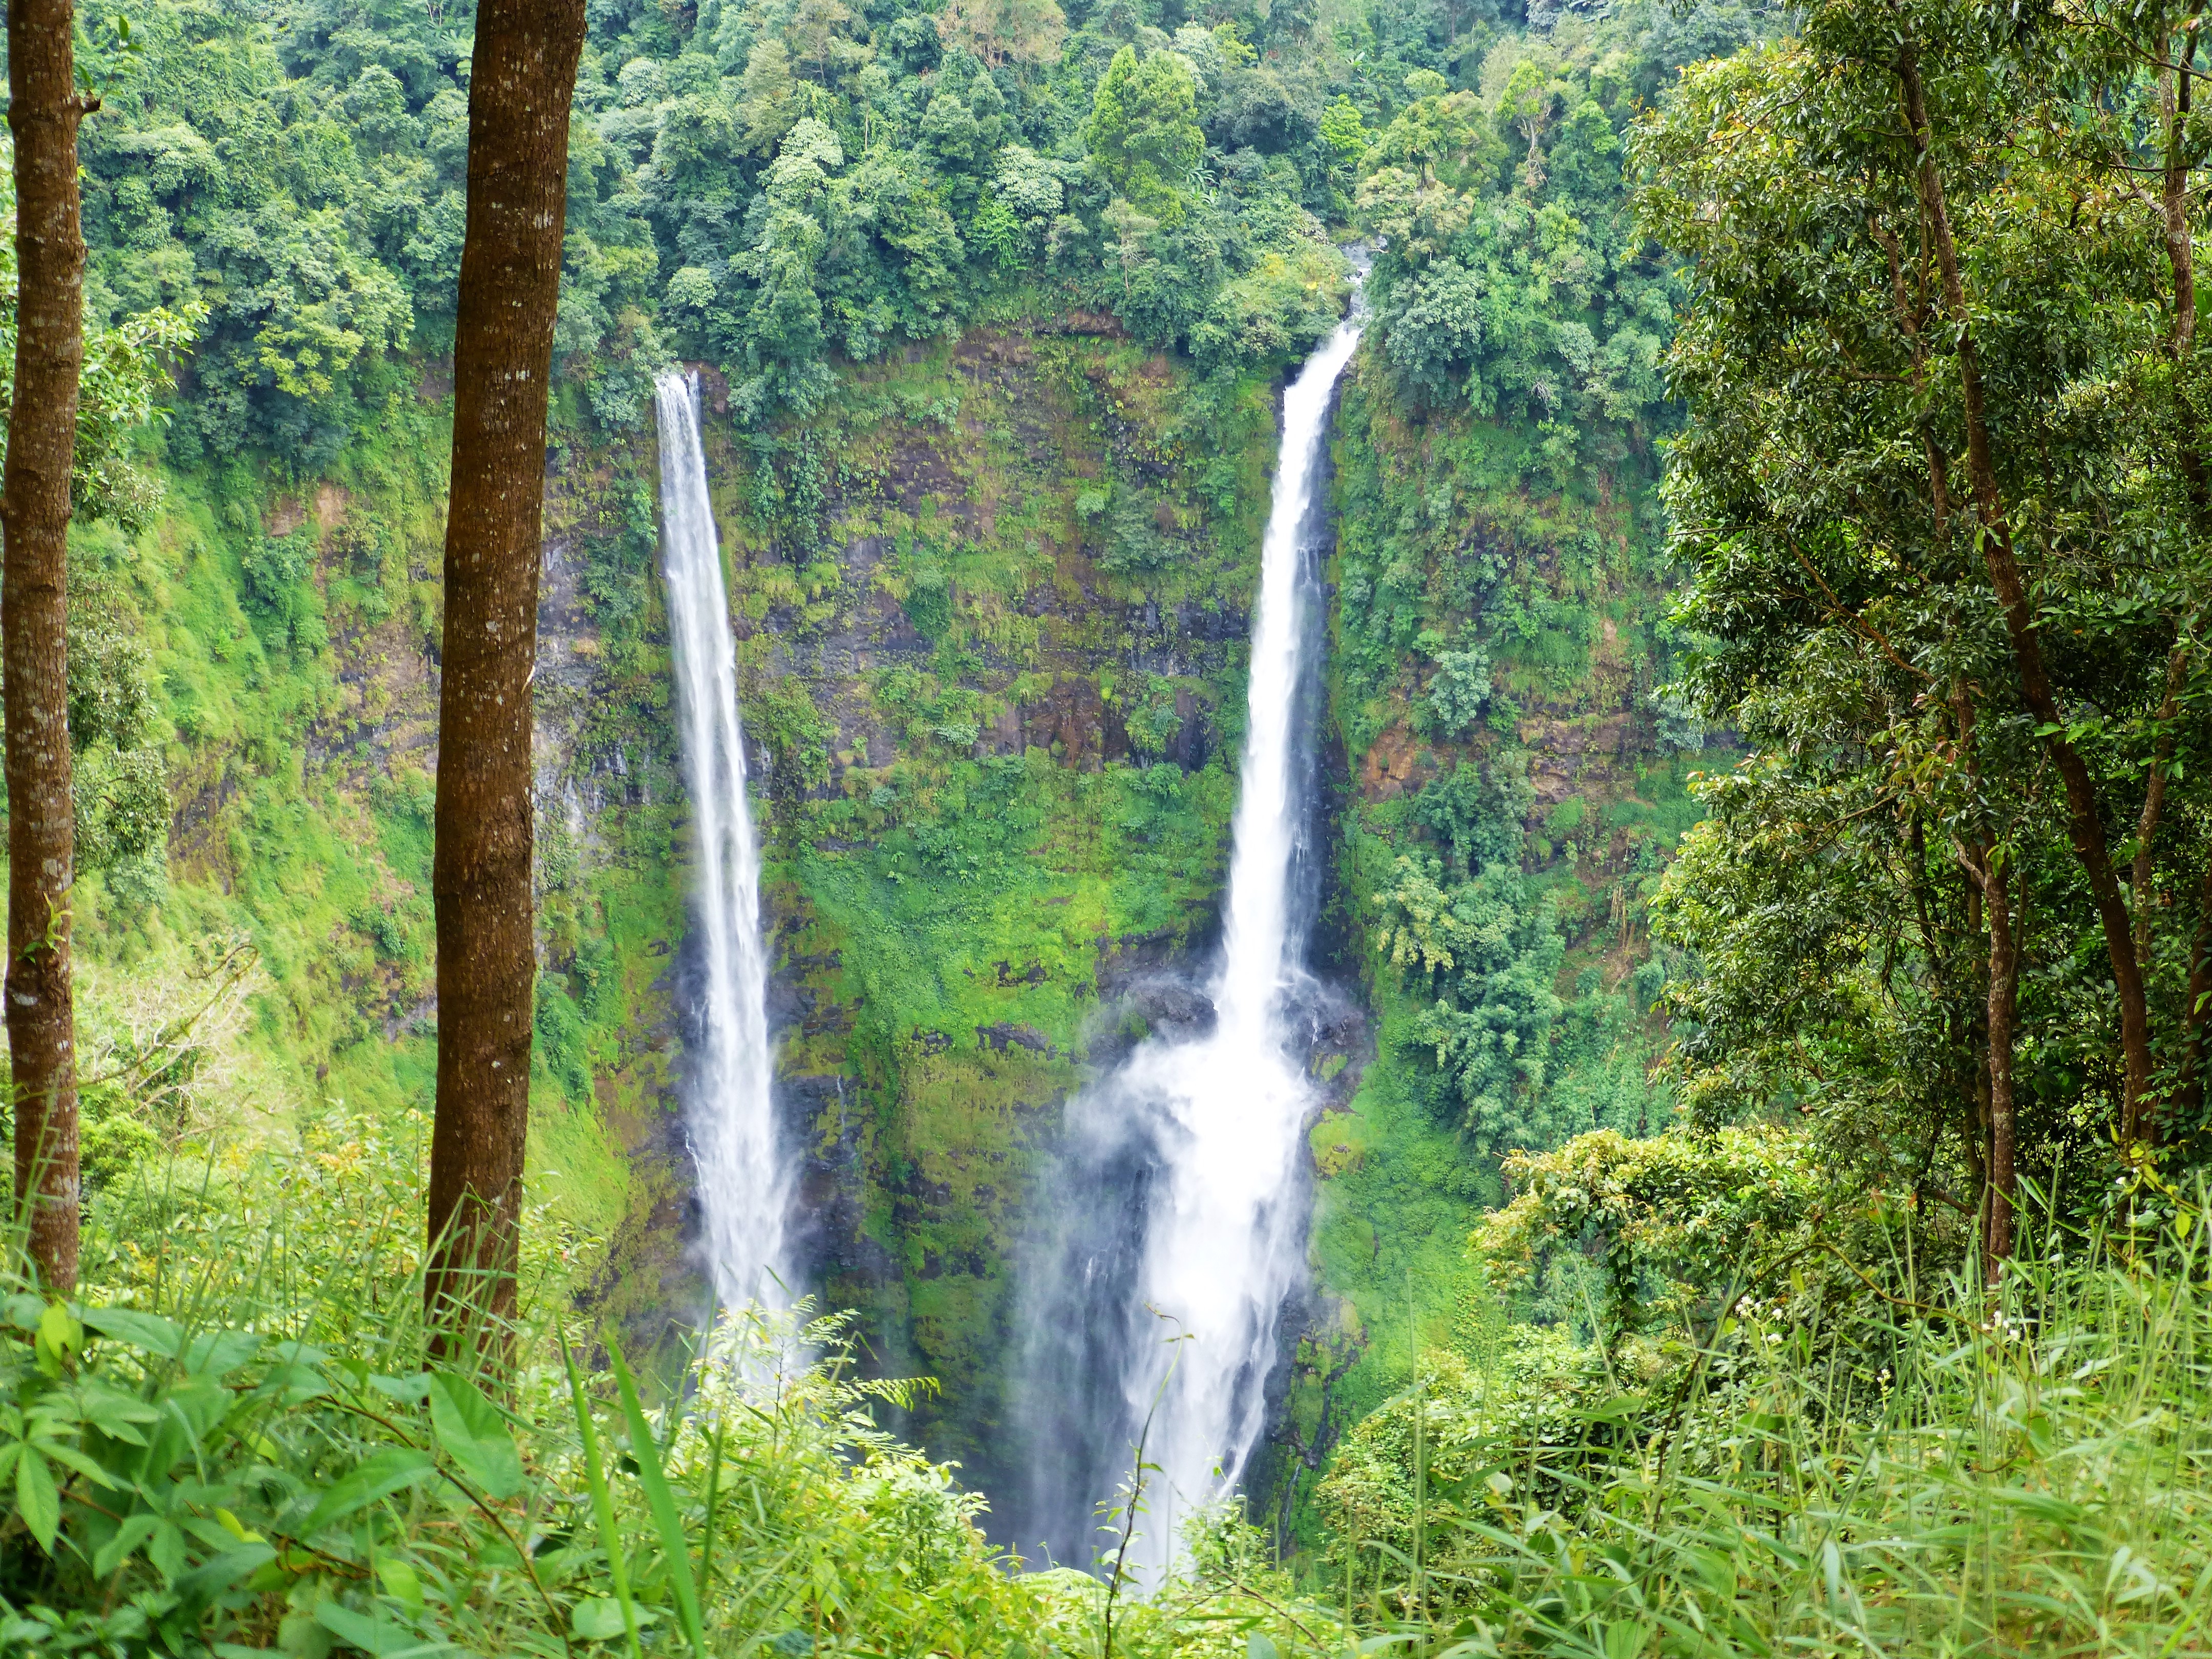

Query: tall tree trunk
[[2176, 857, 2212, 1122], [4, 0, 88, 1294], [1981, 856, 2018, 1277], [426, 0, 587, 1349], [2162, 27, 2205, 509], [1897, 44, 2156, 1142], [2131, 655, 2183, 977], [1960, 836, 1991, 1223]]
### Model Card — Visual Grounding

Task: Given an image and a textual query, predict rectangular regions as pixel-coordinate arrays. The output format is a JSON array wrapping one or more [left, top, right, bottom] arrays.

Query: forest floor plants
[[1321, 1175, 2212, 1656], [0, 1113, 1347, 1656]]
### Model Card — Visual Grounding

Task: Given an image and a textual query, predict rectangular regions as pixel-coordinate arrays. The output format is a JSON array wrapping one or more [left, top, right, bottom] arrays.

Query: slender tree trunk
[[427, 0, 587, 1349], [1897, 44, 2156, 1141], [1949, 688, 2017, 1271], [2163, 28, 2206, 509], [1871, 215, 1949, 531], [2132, 654, 2184, 975], [4, 0, 88, 1294], [2176, 857, 2212, 1122], [1981, 854, 2018, 1277], [1961, 858, 1991, 1223]]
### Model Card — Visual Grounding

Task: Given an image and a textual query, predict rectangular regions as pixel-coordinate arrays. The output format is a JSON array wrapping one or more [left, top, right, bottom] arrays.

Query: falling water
[[654, 370, 790, 1309], [1008, 309, 1364, 1577]]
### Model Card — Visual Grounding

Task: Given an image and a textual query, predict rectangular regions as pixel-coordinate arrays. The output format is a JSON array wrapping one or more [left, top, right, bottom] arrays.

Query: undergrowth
[[0, 1117, 1342, 1657], [5, 1113, 2209, 1655], [1317, 1177, 2212, 1656]]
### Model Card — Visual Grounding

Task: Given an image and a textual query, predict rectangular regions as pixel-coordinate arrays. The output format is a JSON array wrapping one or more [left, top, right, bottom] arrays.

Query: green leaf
[[147, 1518, 185, 1583], [560, 1332, 642, 1659], [15, 1449, 58, 1551], [38, 1438, 118, 1488], [376, 1557, 424, 1610], [301, 1447, 436, 1534], [573, 1599, 659, 1641], [427, 1372, 523, 1501], [610, 1341, 707, 1659], [1583, 1394, 1649, 1421], [79, 1379, 159, 1444], [95, 1511, 162, 1577], [36, 1302, 84, 1370], [314, 1598, 453, 1656], [182, 1329, 263, 1379], [80, 1306, 184, 1357], [174, 1541, 276, 1614]]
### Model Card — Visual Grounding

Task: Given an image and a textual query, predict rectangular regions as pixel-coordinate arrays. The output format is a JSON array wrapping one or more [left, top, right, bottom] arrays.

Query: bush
[[1321, 1169, 2212, 1654], [0, 1119, 1347, 1656]]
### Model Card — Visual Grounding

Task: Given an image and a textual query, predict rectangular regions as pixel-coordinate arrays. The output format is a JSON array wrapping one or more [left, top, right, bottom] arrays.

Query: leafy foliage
[[1637, 0, 2212, 1224], [0, 1128, 1348, 1655]]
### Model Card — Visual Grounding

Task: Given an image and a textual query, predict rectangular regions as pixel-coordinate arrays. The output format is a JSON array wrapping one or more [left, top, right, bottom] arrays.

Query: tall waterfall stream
[[1008, 313, 1364, 1577], [653, 370, 791, 1309]]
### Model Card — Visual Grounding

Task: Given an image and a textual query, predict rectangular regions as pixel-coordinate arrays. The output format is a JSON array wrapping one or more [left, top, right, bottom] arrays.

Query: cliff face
[[690, 323, 1284, 1469]]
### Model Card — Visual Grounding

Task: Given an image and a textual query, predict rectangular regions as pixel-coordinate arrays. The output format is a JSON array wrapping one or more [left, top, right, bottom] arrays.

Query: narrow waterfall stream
[[1008, 312, 1364, 1577], [653, 370, 791, 1309]]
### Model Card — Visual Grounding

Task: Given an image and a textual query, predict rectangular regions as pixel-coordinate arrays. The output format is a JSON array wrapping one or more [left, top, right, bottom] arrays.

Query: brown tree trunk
[[1897, 44, 2156, 1142], [426, 0, 587, 1350], [2163, 28, 2206, 509], [2132, 654, 2183, 976], [1981, 856, 2018, 1277], [2176, 857, 2212, 1122], [4, 0, 88, 1294], [1960, 841, 1991, 1220]]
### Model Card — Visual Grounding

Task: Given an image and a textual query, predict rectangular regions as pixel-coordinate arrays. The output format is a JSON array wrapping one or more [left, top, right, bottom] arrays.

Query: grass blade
[[561, 1330, 643, 1659], [610, 1337, 709, 1659]]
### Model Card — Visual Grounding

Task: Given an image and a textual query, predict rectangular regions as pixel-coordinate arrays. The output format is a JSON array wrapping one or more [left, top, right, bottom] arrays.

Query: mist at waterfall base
[[653, 370, 793, 1311], [999, 316, 1364, 1578]]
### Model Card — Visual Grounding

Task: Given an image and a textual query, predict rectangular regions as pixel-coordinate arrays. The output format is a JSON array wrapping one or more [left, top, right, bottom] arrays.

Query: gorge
[[45, 0, 1719, 1602], [16, 0, 2211, 1642]]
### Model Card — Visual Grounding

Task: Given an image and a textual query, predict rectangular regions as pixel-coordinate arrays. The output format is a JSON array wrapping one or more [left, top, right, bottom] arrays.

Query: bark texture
[[427, 0, 587, 1344], [2163, 31, 2204, 509], [5, 0, 87, 1293]]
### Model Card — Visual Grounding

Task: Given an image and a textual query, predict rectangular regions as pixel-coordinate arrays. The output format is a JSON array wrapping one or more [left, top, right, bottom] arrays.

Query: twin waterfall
[[653, 371, 790, 1310], [650, 301, 1361, 1574]]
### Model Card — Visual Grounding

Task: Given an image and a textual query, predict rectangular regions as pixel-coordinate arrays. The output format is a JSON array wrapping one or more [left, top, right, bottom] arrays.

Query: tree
[[1083, 46, 1204, 223], [935, 0, 1066, 69], [1637, 0, 2212, 1258], [427, 0, 588, 1349], [5, 0, 90, 1293]]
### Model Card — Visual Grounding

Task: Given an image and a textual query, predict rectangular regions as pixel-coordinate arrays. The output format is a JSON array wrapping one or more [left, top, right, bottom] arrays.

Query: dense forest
[[0, 0, 2207, 1648]]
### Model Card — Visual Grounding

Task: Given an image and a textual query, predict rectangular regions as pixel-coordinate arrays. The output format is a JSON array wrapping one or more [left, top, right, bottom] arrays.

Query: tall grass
[[1322, 1185, 2212, 1656], [0, 1114, 1345, 1656], [12, 1111, 2207, 1655]]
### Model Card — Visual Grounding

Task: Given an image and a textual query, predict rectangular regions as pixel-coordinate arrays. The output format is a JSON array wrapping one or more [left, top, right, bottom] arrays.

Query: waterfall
[[653, 370, 791, 1310], [1008, 312, 1363, 1577]]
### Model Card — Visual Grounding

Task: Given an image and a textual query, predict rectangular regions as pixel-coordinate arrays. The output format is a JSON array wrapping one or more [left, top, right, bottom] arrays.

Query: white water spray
[[654, 370, 790, 1309], [1021, 311, 1363, 1578]]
